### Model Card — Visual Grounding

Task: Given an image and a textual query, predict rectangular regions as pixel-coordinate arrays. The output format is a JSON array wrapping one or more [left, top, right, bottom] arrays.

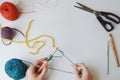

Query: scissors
[[74, 2, 120, 32]]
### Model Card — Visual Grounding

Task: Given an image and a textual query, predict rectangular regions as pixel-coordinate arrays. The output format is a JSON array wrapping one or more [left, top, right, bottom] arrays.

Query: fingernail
[[71, 63, 76, 67]]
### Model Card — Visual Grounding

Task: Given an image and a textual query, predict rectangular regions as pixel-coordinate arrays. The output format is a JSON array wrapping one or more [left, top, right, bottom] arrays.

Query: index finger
[[34, 57, 47, 66], [26, 57, 47, 74], [77, 63, 88, 70]]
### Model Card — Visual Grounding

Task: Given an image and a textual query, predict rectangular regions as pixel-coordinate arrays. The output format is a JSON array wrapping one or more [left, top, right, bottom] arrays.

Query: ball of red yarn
[[0, 2, 19, 21]]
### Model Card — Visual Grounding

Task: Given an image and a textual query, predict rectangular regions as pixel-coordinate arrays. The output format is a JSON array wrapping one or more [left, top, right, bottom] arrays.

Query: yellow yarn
[[0, 20, 56, 54], [25, 20, 45, 54]]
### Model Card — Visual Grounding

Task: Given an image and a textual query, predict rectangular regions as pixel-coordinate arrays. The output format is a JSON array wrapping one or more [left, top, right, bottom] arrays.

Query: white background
[[0, 0, 120, 80]]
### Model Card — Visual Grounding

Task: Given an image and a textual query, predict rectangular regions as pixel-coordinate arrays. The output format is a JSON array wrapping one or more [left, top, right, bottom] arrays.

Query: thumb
[[26, 64, 36, 76]]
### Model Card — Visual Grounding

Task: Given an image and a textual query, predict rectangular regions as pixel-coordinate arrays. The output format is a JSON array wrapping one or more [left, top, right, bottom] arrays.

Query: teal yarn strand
[[5, 58, 28, 80], [46, 54, 53, 62]]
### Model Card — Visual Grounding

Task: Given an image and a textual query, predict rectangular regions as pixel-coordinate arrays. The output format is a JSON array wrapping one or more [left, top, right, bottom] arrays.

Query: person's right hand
[[73, 63, 93, 80], [26, 57, 48, 80]]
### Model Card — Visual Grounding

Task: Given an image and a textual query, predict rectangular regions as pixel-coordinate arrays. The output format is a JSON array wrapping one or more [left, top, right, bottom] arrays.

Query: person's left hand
[[26, 57, 48, 80]]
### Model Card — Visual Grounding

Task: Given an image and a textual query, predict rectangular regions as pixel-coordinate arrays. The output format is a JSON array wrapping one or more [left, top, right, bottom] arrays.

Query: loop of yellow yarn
[[25, 20, 45, 54]]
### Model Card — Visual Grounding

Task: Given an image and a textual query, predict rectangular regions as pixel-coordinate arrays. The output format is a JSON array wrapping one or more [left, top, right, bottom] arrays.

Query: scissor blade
[[74, 2, 95, 14], [74, 6, 83, 9], [76, 2, 89, 9], [74, 6, 90, 12]]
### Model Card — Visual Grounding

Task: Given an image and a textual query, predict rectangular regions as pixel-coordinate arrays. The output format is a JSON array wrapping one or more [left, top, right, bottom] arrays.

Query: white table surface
[[0, 0, 120, 80]]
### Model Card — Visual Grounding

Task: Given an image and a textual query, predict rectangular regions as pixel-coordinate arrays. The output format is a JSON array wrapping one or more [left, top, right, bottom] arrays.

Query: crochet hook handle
[[109, 33, 119, 67]]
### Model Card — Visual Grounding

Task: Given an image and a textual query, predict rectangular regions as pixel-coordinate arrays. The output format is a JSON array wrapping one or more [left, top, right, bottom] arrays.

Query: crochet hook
[[109, 33, 119, 67], [37, 48, 58, 73]]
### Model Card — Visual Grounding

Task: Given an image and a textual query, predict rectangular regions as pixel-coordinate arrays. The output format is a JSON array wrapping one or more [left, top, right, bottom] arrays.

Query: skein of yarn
[[5, 58, 28, 80], [0, 2, 19, 21]]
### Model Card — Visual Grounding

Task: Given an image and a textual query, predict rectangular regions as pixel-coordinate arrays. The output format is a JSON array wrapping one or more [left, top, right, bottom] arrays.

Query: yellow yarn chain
[[25, 20, 55, 54]]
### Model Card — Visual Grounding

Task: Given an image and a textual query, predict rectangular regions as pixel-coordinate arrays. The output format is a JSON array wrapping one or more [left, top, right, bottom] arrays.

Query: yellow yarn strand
[[30, 35, 55, 48], [25, 20, 55, 48], [25, 20, 45, 54], [29, 41, 46, 55], [25, 20, 55, 54], [25, 20, 33, 48]]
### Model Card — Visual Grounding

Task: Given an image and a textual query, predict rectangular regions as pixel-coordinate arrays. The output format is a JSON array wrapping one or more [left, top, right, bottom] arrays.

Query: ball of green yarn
[[5, 58, 28, 80]]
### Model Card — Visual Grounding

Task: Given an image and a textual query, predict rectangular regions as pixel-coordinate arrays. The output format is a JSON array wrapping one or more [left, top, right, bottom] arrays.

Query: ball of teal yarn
[[5, 58, 28, 80]]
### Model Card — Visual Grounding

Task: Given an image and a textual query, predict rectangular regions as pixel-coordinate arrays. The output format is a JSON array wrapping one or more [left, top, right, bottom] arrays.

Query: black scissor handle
[[97, 16, 114, 32], [100, 12, 120, 24]]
